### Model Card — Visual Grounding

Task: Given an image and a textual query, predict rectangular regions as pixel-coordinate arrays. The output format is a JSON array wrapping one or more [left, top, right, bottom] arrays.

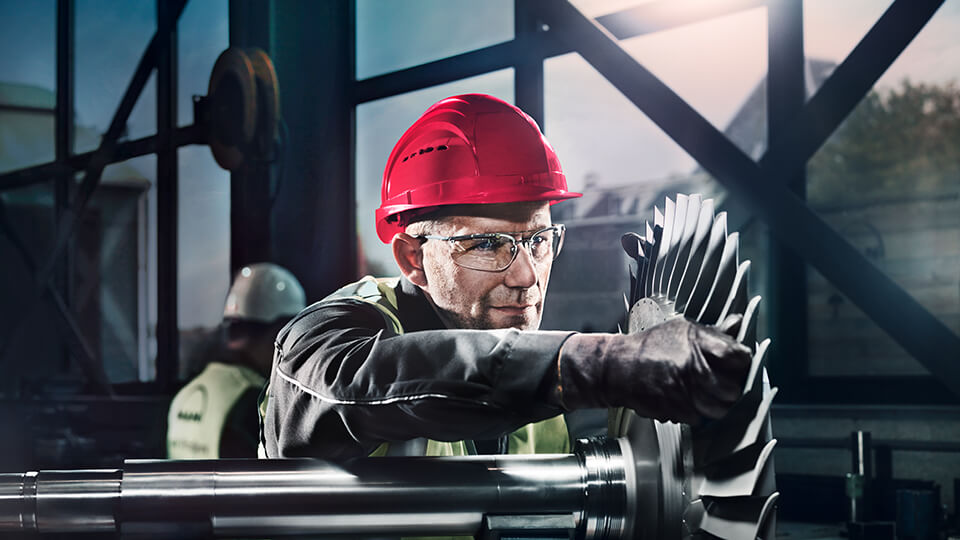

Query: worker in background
[[260, 94, 751, 460], [169, 263, 305, 459]]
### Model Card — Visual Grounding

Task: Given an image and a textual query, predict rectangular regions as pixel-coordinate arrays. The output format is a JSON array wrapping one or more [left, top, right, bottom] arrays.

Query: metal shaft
[[0, 438, 634, 539]]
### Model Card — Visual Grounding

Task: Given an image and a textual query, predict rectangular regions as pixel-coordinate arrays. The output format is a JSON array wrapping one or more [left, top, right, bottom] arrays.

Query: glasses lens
[[530, 226, 563, 261], [451, 235, 516, 271], [530, 228, 554, 261]]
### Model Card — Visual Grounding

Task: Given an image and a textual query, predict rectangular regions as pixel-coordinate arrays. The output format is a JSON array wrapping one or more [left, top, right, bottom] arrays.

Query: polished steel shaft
[[0, 438, 634, 539]]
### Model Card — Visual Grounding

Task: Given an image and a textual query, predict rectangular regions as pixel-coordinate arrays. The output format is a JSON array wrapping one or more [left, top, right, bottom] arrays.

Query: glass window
[[619, 6, 769, 159], [177, 145, 230, 380], [803, 0, 893, 96], [805, 2, 960, 376], [175, 1, 229, 380], [74, 0, 156, 153], [0, 104, 55, 173], [355, 69, 514, 277], [177, 0, 228, 127], [544, 52, 750, 333], [0, 1, 56, 172], [86, 158, 155, 383], [0, 1, 56, 93], [356, 0, 513, 80]]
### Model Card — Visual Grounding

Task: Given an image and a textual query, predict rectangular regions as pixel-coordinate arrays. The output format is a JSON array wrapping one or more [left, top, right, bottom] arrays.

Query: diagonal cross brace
[[539, 0, 960, 396], [0, 198, 114, 395], [0, 0, 189, 381]]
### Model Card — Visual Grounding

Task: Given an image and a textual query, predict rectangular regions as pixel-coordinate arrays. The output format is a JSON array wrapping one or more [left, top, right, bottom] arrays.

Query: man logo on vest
[[174, 385, 208, 423]]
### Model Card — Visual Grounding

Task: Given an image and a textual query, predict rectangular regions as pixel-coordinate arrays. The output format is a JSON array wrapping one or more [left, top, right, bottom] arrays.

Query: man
[[168, 262, 305, 459], [261, 94, 750, 460]]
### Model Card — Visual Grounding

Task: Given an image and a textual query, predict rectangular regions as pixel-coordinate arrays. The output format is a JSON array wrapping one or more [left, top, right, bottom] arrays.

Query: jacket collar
[[395, 275, 447, 333]]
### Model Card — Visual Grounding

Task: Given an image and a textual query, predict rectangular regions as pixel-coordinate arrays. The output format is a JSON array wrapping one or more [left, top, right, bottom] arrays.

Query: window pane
[[355, 69, 514, 277], [85, 158, 155, 383], [803, 0, 893, 96], [0, 1, 55, 93], [177, 146, 230, 380], [356, 0, 513, 80], [74, 0, 156, 153], [177, 0, 228, 127], [0, 1, 56, 172], [0, 103, 55, 173], [805, 2, 960, 376], [620, 6, 769, 159], [544, 53, 741, 333]]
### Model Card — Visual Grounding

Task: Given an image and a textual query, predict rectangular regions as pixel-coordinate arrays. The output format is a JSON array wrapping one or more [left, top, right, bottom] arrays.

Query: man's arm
[[262, 299, 572, 459]]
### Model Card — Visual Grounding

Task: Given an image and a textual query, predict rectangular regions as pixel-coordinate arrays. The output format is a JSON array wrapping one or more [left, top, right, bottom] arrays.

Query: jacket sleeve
[[262, 299, 574, 459]]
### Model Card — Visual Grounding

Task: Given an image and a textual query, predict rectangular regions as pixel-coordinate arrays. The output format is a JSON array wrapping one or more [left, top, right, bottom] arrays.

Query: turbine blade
[[683, 212, 727, 318], [675, 198, 715, 312]]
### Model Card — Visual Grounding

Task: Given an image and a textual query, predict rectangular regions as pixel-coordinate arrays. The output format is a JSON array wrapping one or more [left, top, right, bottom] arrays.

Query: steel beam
[[156, 0, 180, 390], [515, 0, 546, 129], [764, 0, 808, 395], [270, 1, 356, 300], [0, 104, 55, 114], [56, 0, 76, 375], [537, 0, 960, 396], [0, 125, 202, 192]]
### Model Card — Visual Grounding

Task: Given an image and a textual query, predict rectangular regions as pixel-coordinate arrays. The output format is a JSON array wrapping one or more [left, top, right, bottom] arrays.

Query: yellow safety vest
[[168, 362, 265, 459]]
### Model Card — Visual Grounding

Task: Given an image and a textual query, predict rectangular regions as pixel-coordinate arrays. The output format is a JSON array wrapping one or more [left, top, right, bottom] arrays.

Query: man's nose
[[503, 243, 538, 288]]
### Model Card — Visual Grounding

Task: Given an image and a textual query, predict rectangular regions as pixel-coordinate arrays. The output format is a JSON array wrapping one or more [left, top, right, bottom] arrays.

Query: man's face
[[416, 201, 555, 331]]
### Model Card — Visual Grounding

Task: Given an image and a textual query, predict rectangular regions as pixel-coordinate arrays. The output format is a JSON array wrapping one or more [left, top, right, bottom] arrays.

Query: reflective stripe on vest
[[168, 362, 265, 459]]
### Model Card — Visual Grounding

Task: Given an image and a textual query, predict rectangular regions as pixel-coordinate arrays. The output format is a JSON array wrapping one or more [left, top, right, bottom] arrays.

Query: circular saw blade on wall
[[206, 47, 280, 171], [613, 193, 779, 540]]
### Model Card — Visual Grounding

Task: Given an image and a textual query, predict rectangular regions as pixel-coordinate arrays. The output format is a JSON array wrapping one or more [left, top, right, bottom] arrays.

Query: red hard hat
[[375, 94, 582, 243]]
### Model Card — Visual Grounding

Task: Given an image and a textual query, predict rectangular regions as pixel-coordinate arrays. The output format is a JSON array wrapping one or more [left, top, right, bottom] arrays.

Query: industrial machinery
[[0, 195, 776, 539]]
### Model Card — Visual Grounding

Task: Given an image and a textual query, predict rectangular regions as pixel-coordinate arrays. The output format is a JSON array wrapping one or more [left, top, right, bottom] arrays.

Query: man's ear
[[392, 233, 428, 288]]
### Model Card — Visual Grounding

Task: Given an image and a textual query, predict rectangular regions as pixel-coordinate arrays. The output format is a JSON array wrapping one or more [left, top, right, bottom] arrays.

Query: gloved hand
[[557, 315, 752, 425]]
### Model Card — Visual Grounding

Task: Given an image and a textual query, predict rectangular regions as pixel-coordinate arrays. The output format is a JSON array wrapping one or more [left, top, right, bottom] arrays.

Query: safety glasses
[[416, 224, 565, 272]]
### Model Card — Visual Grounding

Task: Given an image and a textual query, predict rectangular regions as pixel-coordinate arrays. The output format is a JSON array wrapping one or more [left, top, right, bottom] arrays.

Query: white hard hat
[[223, 263, 306, 323]]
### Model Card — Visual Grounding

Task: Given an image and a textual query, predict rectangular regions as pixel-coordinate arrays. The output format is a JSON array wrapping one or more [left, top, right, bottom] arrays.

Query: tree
[[808, 80, 960, 206]]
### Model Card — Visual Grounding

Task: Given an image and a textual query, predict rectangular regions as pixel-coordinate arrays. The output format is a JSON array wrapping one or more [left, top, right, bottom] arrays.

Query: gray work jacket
[[260, 275, 576, 459]]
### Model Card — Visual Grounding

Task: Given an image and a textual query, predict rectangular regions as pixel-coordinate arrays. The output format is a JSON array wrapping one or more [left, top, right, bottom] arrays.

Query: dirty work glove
[[557, 315, 752, 425]]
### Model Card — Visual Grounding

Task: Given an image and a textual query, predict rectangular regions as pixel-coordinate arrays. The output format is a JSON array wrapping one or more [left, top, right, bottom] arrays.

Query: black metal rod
[[764, 0, 808, 399], [538, 0, 960, 396], [0, 104, 54, 114], [515, 0, 546, 129], [55, 0, 76, 377], [0, 125, 203, 192], [156, 0, 180, 390], [55, 0, 74, 164]]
